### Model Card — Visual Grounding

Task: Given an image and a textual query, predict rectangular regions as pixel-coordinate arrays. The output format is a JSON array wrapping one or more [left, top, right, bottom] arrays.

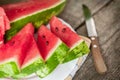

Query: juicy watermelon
[[36, 25, 69, 78], [13, 35, 44, 78], [50, 16, 90, 63], [0, 23, 34, 78], [1, 0, 66, 40], [0, 7, 10, 46]]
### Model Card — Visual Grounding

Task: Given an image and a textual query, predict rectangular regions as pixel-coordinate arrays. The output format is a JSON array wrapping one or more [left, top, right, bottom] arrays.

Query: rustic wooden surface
[[59, 0, 120, 80]]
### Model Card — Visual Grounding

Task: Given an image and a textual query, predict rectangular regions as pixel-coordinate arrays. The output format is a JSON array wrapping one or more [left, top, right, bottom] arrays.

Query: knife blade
[[82, 4, 107, 74]]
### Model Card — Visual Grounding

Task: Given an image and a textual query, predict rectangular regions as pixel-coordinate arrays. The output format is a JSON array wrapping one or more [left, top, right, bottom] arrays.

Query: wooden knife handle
[[90, 36, 107, 74]]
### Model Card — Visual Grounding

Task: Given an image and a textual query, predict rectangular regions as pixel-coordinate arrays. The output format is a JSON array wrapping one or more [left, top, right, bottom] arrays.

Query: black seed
[[62, 28, 66, 33], [55, 27, 59, 32], [46, 41, 49, 46], [42, 35, 46, 39], [9, 41, 15, 46]]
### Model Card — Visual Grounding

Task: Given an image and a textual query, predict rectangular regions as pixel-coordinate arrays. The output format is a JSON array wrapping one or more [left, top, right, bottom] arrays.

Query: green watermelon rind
[[36, 42, 69, 78], [13, 58, 44, 78], [5, 0, 66, 40], [0, 61, 19, 78], [63, 41, 90, 63]]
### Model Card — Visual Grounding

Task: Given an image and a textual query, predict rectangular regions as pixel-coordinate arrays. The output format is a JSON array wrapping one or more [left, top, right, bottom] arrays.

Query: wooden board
[[59, 0, 120, 80], [59, 0, 112, 29]]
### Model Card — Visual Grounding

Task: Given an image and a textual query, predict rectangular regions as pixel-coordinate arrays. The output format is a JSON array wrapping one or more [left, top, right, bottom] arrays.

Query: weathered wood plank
[[59, 0, 112, 29], [73, 0, 120, 80]]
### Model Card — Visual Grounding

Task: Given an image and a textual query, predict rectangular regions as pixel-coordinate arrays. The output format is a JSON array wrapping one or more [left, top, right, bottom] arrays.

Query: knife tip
[[82, 4, 87, 8], [82, 4, 92, 20]]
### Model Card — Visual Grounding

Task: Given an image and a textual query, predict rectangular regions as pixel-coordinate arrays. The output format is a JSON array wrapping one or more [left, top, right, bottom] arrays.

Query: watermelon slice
[[0, 23, 34, 78], [1, 0, 66, 40], [36, 25, 69, 78], [13, 35, 44, 78], [0, 7, 10, 46], [50, 16, 90, 63]]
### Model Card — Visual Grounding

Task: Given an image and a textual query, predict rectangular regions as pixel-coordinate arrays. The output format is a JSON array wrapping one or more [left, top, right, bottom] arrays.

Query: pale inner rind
[[46, 39, 62, 60], [21, 54, 41, 69], [70, 39, 84, 50], [0, 57, 20, 71], [11, 0, 65, 23]]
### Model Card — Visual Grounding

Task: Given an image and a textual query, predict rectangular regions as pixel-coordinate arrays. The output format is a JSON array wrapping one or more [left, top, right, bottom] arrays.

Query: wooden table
[[59, 0, 120, 80]]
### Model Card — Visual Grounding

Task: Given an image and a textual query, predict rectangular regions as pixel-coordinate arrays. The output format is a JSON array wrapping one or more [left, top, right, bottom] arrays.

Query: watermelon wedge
[[50, 16, 90, 63], [13, 35, 44, 78], [0, 7, 10, 46], [36, 25, 69, 78], [0, 23, 34, 78], [1, 0, 66, 40]]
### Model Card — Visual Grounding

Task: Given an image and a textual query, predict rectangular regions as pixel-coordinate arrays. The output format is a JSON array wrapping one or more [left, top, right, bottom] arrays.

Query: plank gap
[[74, 0, 114, 30]]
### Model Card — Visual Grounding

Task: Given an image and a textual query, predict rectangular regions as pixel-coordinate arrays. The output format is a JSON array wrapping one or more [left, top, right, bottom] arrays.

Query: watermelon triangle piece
[[13, 35, 44, 78], [0, 7, 10, 46], [36, 25, 69, 78], [50, 16, 90, 63], [1, 0, 66, 40], [0, 23, 34, 78]]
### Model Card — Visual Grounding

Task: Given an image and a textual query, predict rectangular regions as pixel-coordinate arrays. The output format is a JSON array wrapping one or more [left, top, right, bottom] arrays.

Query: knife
[[82, 4, 107, 74]]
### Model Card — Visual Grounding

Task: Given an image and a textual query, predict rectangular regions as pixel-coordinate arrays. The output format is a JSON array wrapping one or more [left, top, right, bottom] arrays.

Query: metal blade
[[82, 4, 97, 37]]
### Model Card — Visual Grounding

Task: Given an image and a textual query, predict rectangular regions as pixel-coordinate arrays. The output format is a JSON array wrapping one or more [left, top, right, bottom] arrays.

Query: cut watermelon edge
[[0, 60, 19, 78], [0, 57, 20, 70], [13, 58, 44, 79], [21, 55, 42, 69], [70, 39, 84, 50], [5, 0, 66, 40], [10, 0, 66, 23], [45, 39, 62, 60], [63, 40, 90, 63], [36, 39, 69, 78]]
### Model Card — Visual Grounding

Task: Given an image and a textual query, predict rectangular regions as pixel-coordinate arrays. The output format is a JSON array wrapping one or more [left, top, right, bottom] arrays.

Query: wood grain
[[71, 0, 120, 80], [59, 0, 112, 29], [60, 0, 120, 80]]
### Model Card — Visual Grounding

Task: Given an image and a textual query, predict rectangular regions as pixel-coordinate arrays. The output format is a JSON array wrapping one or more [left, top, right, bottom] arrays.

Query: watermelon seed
[[62, 28, 66, 33], [55, 27, 59, 32], [9, 41, 15, 46], [46, 41, 49, 46], [42, 35, 46, 39]]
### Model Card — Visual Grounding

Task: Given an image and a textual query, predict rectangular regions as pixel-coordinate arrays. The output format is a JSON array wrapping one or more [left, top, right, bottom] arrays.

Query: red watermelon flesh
[[37, 25, 60, 60], [36, 25, 69, 77], [12, 35, 44, 78], [0, 16, 4, 45], [22, 35, 43, 68], [1, 0, 60, 21], [2, 23, 34, 67], [0, 7, 10, 46], [0, 45, 6, 62], [50, 16, 81, 48], [0, 7, 10, 30]]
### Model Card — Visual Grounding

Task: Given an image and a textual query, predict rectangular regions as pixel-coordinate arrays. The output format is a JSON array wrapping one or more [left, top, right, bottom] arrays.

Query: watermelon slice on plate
[[36, 25, 69, 78], [0, 7, 10, 46], [50, 16, 90, 63], [22, 18, 90, 80], [1, 0, 66, 40], [0, 23, 34, 78], [13, 35, 44, 78]]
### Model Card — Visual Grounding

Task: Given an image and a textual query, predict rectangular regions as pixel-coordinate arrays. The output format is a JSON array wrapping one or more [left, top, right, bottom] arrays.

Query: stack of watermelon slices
[[0, 23, 34, 78], [1, 0, 66, 40], [13, 29, 44, 78], [0, 6, 90, 79]]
